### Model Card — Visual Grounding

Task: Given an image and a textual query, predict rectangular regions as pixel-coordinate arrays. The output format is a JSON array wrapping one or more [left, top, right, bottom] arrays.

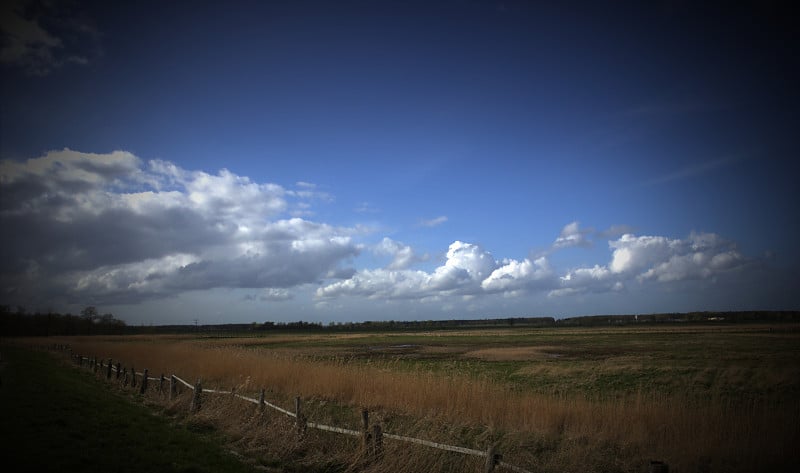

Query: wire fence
[[51, 344, 533, 473]]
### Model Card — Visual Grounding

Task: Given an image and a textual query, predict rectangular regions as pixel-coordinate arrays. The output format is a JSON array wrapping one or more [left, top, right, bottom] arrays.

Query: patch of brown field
[[418, 345, 466, 355], [464, 345, 561, 361], [464, 344, 630, 361]]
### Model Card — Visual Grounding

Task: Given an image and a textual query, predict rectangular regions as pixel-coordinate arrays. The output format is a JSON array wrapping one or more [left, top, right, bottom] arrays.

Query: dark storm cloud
[[0, 0, 102, 76], [0, 149, 361, 307]]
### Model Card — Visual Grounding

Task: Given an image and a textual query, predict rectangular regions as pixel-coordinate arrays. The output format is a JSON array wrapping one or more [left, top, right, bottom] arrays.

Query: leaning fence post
[[140, 369, 148, 394], [170, 375, 177, 401], [484, 444, 502, 473], [106, 359, 112, 379], [191, 380, 202, 412]]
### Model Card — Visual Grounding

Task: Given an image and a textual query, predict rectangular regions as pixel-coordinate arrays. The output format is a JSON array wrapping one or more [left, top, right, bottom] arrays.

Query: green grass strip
[[0, 344, 260, 473]]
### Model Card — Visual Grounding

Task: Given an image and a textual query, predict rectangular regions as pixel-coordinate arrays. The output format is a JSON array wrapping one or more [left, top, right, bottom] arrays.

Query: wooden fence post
[[131, 366, 136, 388], [361, 409, 372, 452], [484, 445, 502, 473], [372, 424, 383, 459], [159, 374, 165, 393], [191, 380, 202, 412], [116, 362, 121, 379], [106, 359, 112, 379], [140, 369, 148, 394], [170, 375, 177, 401], [123, 368, 129, 386], [295, 396, 306, 436], [259, 388, 265, 411]]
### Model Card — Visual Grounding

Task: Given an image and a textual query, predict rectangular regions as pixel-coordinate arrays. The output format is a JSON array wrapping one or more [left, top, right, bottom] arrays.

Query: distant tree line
[[0, 305, 126, 336], [557, 310, 800, 326], [3, 306, 797, 337], [316, 317, 558, 332], [242, 312, 799, 333]]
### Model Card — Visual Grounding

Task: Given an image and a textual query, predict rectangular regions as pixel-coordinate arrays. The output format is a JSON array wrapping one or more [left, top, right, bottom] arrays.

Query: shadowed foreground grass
[[0, 344, 261, 473]]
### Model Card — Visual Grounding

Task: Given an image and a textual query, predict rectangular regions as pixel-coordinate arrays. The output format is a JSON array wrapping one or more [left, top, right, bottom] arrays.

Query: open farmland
[[39, 324, 800, 472]]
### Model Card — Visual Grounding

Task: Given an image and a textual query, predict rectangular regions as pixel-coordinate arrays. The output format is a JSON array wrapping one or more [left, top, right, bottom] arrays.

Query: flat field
[[36, 323, 800, 472]]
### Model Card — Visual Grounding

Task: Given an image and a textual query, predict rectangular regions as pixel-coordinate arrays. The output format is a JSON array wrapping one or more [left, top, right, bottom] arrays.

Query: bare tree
[[81, 306, 99, 321]]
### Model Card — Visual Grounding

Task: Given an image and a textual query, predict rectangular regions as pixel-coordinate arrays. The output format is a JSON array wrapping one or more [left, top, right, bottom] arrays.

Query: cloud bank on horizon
[[1, 149, 780, 321]]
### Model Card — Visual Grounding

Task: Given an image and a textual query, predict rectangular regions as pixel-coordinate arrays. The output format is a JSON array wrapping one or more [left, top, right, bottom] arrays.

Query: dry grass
[[35, 327, 800, 473]]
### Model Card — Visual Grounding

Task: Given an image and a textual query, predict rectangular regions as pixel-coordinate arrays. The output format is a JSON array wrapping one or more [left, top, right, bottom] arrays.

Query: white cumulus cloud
[[481, 257, 555, 293], [317, 241, 498, 300], [375, 237, 426, 270], [553, 221, 591, 249], [549, 231, 748, 297], [609, 234, 680, 274], [550, 264, 620, 297], [318, 227, 755, 305], [638, 232, 745, 282]]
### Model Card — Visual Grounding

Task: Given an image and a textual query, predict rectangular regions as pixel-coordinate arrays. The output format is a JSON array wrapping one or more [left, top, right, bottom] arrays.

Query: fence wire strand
[[172, 375, 194, 390]]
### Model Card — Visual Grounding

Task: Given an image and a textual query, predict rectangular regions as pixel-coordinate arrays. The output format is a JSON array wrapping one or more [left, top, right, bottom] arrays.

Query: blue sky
[[1, 1, 797, 324]]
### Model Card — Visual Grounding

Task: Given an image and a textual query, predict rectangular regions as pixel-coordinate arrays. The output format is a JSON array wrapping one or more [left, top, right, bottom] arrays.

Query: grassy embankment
[[0, 344, 266, 473]]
